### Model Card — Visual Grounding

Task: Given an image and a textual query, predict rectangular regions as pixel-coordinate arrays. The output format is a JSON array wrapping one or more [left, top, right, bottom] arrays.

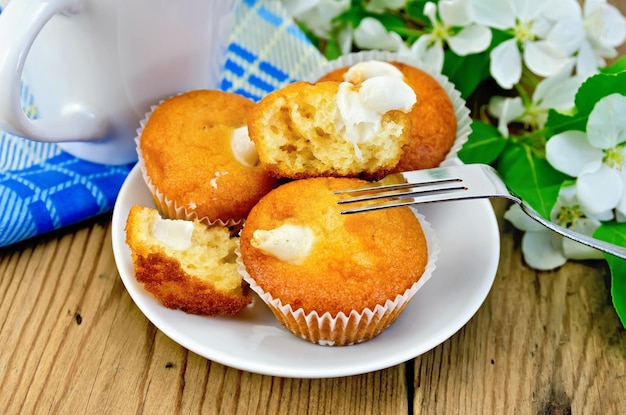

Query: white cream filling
[[231, 126, 259, 167], [343, 60, 404, 84], [152, 216, 194, 251], [251, 224, 316, 264], [335, 75, 416, 159]]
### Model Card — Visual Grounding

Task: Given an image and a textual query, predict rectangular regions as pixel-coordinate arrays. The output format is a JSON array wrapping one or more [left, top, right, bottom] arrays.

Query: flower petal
[[439, 0, 472, 26], [448, 24, 492, 55], [546, 17, 586, 55], [576, 40, 602, 76], [546, 131, 604, 177], [354, 17, 405, 51], [616, 170, 626, 220], [468, 0, 515, 29], [585, 0, 626, 47], [586, 93, 626, 149], [489, 96, 524, 137], [577, 164, 623, 214], [410, 35, 444, 73], [489, 38, 522, 89], [337, 24, 355, 55], [523, 40, 569, 78], [534, 74, 585, 111], [542, 0, 581, 20], [513, 0, 548, 20], [424, 2, 438, 25], [505, 204, 546, 232], [562, 237, 606, 260], [521, 231, 567, 270]]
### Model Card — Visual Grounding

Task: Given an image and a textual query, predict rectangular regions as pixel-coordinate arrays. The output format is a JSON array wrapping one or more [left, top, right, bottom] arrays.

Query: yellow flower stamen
[[603, 145, 625, 170], [555, 205, 586, 228], [514, 19, 536, 44], [431, 21, 450, 41]]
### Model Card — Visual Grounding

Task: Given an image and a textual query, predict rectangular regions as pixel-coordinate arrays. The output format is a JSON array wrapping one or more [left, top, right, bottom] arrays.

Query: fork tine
[[334, 177, 461, 194], [336, 181, 467, 205], [337, 198, 420, 214], [334, 163, 626, 259], [336, 178, 469, 214]]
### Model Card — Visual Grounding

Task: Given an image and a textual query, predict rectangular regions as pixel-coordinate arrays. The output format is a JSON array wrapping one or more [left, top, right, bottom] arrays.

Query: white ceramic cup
[[0, 0, 236, 165]]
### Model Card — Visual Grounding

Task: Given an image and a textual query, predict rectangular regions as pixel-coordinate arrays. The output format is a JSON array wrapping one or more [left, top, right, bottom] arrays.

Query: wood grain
[[0, 217, 409, 415]]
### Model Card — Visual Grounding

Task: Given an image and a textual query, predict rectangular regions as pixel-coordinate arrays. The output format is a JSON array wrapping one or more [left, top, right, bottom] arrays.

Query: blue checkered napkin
[[0, 0, 325, 247], [221, 0, 325, 100]]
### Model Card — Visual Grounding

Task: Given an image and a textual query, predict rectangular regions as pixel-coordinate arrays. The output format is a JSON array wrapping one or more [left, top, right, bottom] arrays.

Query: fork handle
[[519, 202, 626, 260]]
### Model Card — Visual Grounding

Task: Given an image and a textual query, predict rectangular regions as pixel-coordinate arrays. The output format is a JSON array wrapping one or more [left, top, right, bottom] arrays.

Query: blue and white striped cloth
[[0, 0, 325, 247]]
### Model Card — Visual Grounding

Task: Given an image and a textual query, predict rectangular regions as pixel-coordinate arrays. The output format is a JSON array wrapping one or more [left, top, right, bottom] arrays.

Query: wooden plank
[[411, 200, 626, 414]]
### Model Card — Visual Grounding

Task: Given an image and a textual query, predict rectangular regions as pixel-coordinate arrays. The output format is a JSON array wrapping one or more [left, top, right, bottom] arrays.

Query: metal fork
[[335, 163, 626, 260]]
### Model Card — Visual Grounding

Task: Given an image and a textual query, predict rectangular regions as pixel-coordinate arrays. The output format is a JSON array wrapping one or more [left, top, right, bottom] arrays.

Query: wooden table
[[1, 198, 625, 415]]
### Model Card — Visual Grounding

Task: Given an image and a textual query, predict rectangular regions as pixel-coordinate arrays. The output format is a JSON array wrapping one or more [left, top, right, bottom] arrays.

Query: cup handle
[[0, 0, 108, 142]]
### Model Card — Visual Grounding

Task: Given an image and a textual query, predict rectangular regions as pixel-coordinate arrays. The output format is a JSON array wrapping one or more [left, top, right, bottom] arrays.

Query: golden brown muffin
[[318, 61, 457, 171], [125, 205, 251, 316], [238, 177, 432, 345], [138, 89, 279, 225], [247, 80, 414, 181]]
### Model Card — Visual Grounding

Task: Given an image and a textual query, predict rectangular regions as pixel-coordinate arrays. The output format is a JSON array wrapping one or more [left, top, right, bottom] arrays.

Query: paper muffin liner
[[134, 100, 244, 229], [303, 50, 472, 167], [236, 208, 440, 346]]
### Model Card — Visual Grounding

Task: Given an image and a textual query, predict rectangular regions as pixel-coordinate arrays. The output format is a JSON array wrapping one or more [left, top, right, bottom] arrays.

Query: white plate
[[111, 164, 500, 378]]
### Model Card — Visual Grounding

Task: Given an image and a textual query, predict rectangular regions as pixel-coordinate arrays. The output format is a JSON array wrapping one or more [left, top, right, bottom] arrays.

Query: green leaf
[[376, 13, 407, 32], [323, 38, 343, 60], [593, 222, 626, 328], [442, 51, 491, 99], [458, 120, 507, 164], [544, 108, 587, 137], [544, 72, 626, 138], [601, 56, 626, 74], [497, 145, 569, 218], [405, 0, 430, 21], [575, 71, 626, 117]]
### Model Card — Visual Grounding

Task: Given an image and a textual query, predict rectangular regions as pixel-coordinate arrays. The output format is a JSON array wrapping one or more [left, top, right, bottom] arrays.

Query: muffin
[[247, 78, 416, 181], [238, 177, 438, 346], [125, 205, 251, 316], [308, 51, 471, 172], [137, 89, 279, 226], [318, 60, 456, 171]]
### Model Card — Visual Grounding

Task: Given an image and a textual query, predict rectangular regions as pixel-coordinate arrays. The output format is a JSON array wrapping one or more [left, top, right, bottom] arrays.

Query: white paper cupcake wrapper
[[134, 101, 242, 228], [303, 50, 471, 167], [237, 208, 440, 346]]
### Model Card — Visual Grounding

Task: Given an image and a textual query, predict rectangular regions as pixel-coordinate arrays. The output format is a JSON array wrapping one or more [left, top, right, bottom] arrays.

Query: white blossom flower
[[281, 0, 350, 39], [546, 93, 626, 217], [354, 17, 407, 52], [488, 64, 586, 137], [409, 0, 491, 73], [504, 184, 605, 270], [541, 0, 587, 57], [575, 0, 626, 76], [469, 0, 575, 89]]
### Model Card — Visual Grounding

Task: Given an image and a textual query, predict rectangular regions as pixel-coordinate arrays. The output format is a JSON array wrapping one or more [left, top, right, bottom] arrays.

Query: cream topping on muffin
[[251, 224, 315, 264], [335, 75, 416, 159], [231, 126, 259, 167], [151, 216, 194, 251], [343, 60, 404, 84]]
